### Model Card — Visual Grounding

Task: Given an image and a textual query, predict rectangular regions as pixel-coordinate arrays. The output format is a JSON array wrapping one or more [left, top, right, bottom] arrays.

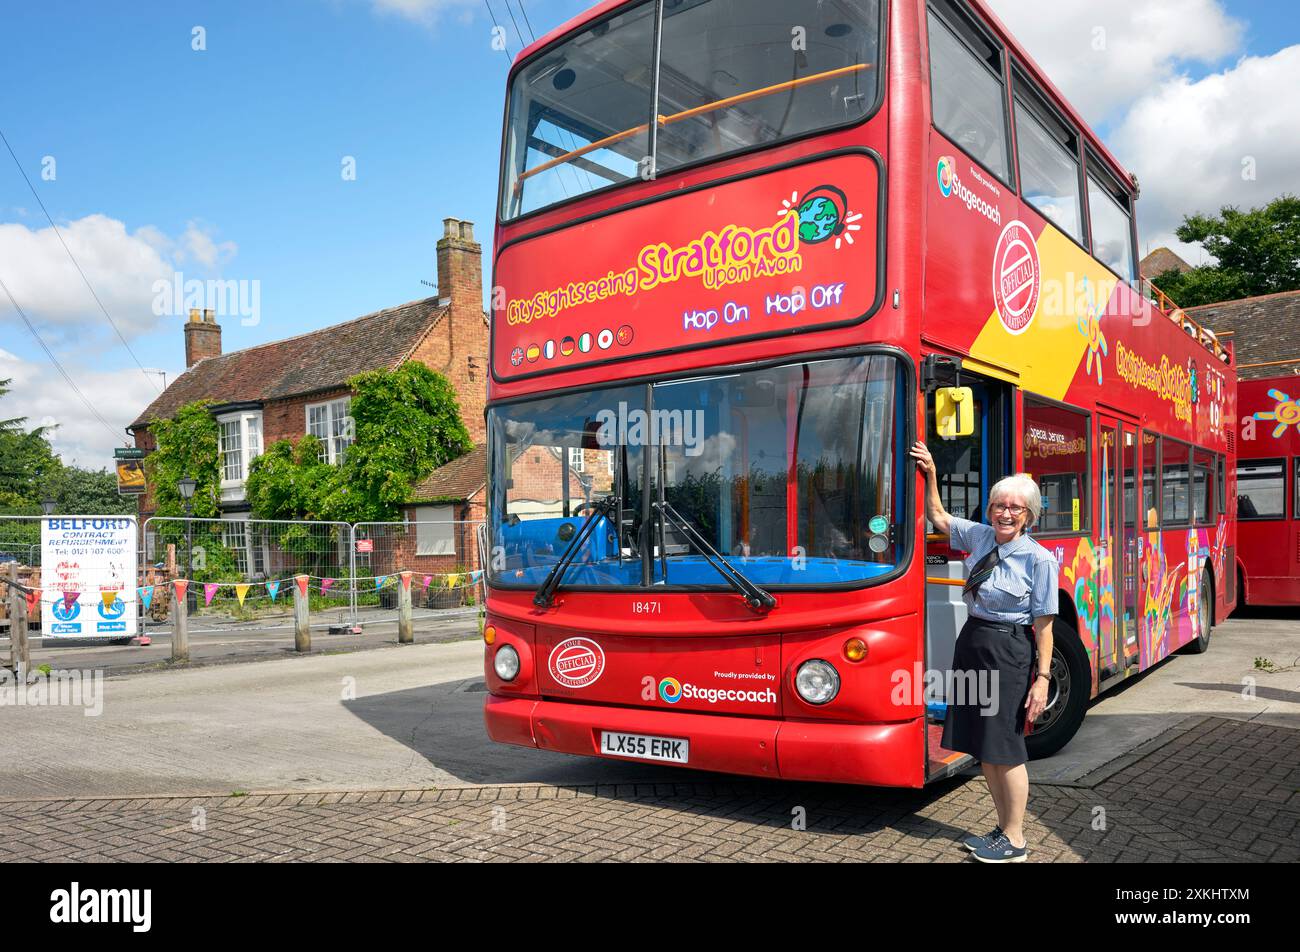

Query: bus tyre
[[1180, 570, 1213, 655], [1024, 619, 1089, 761]]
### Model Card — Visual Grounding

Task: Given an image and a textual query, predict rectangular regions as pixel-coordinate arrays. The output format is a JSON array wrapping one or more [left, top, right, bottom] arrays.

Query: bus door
[[924, 371, 1013, 779], [1098, 414, 1139, 682]]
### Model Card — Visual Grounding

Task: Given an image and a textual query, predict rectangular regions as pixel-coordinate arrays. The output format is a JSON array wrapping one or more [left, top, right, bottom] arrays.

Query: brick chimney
[[436, 218, 482, 310], [433, 218, 487, 443], [184, 307, 222, 368]]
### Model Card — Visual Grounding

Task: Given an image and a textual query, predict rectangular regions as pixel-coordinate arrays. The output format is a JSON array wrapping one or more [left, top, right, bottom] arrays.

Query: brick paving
[[2, 716, 1295, 862]]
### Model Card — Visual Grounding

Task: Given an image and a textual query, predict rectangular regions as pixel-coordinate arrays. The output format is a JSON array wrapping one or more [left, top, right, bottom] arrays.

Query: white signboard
[[40, 517, 137, 638]]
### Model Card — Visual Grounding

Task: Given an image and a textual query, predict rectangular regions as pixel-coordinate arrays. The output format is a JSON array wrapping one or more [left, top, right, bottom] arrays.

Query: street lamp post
[[40, 498, 56, 516], [177, 476, 197, 589]]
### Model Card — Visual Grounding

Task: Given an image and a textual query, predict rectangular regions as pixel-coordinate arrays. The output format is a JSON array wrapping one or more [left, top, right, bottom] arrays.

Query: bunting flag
[[375, 575, 388, 590], [421, 575, 433, 591], [470, 570, 483, 582], [24, 588, 41, 615], [174, 579, 189, 601], [399, 571, 412, 591], [204, 582, 219, 606], [446, 573, 461, 589], [266, 580, 281, 602], [62, 591, 80, 612], [234, 583, 250, 607], [320, 578, 335, 595], [295, 576, 309, 598], [101, 590, 119, 610], [138, 586, 154, 612]]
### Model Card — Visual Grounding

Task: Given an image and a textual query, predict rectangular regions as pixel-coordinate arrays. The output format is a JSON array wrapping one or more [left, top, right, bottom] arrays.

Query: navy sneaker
[[972, 832, 1028, 863], [962, 826, 1002, 852]]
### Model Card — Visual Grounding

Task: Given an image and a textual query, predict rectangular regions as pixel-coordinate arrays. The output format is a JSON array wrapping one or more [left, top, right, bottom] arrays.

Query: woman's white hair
[[987, 473, 1043, 528]]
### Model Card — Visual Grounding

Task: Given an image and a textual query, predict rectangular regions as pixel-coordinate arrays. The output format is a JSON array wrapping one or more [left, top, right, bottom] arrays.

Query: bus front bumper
[[484, 695, 925, 788]]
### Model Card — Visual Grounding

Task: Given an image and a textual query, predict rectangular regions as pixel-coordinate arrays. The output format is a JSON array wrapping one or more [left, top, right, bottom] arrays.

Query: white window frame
[[306, 397, 353, 464], [217, 411, 263, 496], [568, 446, 585, 473], [414, 505, 456, 556]]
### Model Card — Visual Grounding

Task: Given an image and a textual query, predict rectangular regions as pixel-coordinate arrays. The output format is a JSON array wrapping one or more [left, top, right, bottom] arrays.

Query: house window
[[568, 447, 585, 473], [414, 505, 456, 556], [307, 398, 352, 464], [218, 412, 263, 485], [222, 518, 250, 577]]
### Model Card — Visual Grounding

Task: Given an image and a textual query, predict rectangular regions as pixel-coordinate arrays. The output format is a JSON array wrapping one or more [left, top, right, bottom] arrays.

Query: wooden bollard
[[293, 575, 311, 652], [398, 572, 413, 644], [7, 564, 29, 674], [172, 579, 189, 662]]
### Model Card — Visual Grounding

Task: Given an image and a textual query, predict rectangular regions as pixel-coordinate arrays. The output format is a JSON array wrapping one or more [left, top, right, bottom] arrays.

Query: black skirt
[[941, 616, 1036, 767]]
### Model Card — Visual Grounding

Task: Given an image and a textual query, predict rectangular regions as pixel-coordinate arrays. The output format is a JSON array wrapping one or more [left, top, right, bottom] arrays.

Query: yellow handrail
[[516, 62, 872, 187]]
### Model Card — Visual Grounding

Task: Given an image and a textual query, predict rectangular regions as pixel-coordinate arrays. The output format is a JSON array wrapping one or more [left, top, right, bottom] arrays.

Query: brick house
[[397, 443, 616, 578], [1188, 289, 1300, 380], [128, 218, 488, 573]]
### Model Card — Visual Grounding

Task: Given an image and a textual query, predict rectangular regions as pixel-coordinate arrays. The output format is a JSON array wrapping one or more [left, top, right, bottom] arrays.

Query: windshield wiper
[[652, 500, 776, 612], [534, 496, 618, 608]]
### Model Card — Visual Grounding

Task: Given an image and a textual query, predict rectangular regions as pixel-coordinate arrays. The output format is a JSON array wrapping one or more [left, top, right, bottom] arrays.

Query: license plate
[[599, 731, 689, 764]]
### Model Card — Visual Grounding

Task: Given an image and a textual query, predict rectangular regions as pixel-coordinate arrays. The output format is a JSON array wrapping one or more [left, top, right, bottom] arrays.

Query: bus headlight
[[494, 645, 521, 682], [795, 659, 840, 705]]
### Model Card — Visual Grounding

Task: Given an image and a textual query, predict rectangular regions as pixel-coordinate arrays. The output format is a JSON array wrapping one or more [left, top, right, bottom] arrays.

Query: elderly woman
[[910, 441, 1057, 864]]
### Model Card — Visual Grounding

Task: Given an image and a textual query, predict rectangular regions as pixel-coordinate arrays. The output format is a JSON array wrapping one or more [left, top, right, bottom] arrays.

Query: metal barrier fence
[[0, 514, 487, 637]]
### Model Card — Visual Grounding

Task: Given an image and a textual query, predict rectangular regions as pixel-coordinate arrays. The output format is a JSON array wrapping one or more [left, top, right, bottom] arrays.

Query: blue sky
[[1, 0, 1297, 464]]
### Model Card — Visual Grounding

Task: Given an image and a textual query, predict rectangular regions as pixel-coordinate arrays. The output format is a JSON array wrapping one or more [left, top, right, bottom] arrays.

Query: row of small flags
[[24, 570, 485, 613]]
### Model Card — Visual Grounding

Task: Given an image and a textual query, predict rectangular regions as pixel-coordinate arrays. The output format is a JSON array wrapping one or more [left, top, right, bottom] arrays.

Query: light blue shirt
[[948, 517, 1059, 625]]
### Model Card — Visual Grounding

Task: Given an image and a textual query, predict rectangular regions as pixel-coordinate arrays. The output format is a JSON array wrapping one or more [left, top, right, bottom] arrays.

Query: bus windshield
[[500, 0, 882, 220], [488, 354, 904, 590]]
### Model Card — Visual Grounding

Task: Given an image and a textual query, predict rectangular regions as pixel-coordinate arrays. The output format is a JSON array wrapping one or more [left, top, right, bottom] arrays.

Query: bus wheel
[[1180, 570, 1213, 655], [1025, 619, 1089, 760]]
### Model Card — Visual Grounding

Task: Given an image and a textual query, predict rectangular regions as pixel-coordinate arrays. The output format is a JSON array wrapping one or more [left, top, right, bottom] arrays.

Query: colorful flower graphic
[[1253, 388, 1300, 439], [1062, 537, 1100, 648], [1076, 276, 1109, 384]]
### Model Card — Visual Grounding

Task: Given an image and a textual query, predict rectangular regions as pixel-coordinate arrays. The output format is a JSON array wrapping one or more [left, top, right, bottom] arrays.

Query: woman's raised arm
[[909, 441, 953, 536]]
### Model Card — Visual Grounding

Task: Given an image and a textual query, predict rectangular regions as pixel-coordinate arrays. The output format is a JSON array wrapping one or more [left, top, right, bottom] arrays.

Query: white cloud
[[0, 214, 237, 339], [369, 0, 478, 26], [0, 348, 172, 467], [986, 0, 1243, 126], [1112, 45, 1300, 263]]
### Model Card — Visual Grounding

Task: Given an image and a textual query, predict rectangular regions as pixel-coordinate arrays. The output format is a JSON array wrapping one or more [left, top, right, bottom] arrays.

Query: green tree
[[0, 378, 62, 518], [1151, 194, 1300, 307], [52, 466, 137, 515], [247, 363, 473, 524], [144, 401, 222, 525]]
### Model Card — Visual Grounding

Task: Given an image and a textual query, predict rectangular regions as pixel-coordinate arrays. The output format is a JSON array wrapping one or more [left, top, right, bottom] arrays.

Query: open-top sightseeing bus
[[481, 0, 1237, 787], [1236, 372, 1300, 606]]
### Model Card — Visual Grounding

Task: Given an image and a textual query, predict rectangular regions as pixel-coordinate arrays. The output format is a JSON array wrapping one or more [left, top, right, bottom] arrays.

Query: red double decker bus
[[481, 0, 1237, 787], [1236, 372, 1300, 606]]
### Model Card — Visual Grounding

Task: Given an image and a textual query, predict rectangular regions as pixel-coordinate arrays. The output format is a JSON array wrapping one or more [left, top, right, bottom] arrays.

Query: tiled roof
[[1188, 290, 1300, 380], [1140, 247, 1193, 277], [408, 444, 488, 502], [130, 298, 449, 428]]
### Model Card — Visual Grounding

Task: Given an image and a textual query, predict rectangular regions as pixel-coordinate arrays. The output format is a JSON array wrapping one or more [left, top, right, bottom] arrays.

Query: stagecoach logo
[[936, 155, 1002, 226], [992, 220, 1041, 335], [548, 637, 606, 689]]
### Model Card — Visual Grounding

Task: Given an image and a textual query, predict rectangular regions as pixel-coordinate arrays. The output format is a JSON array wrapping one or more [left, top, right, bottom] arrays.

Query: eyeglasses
[[991, 503, 1028, 516]]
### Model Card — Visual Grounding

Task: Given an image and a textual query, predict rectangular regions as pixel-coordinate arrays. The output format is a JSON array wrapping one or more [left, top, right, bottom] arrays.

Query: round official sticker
[[992, 220, 1041, 335], [548, 637, 606, 689], [868, 515, 888, 534]]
